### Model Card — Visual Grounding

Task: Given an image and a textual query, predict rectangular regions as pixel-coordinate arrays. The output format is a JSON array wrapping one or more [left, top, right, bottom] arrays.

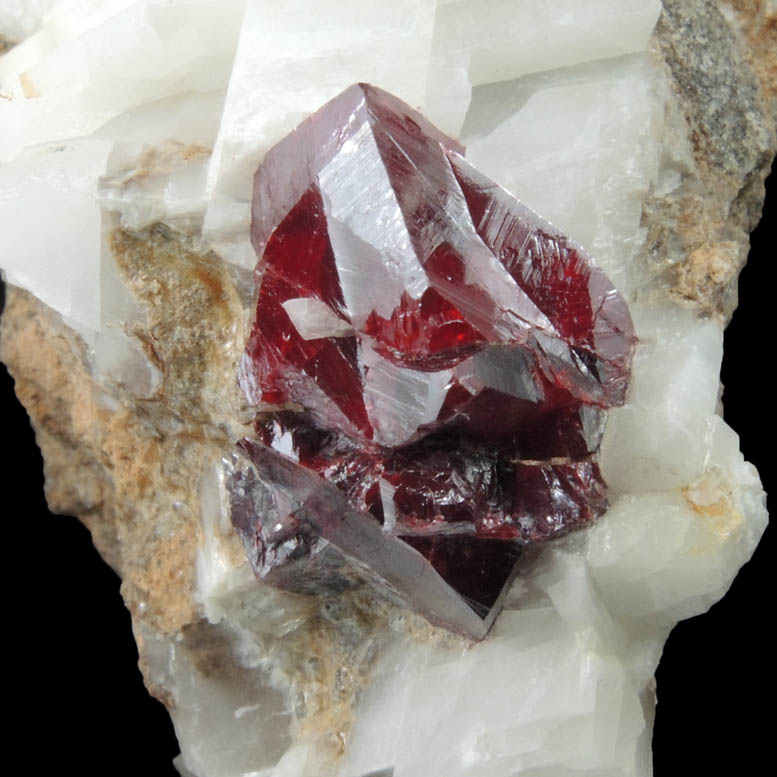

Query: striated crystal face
[[231, 83, 635, 638]]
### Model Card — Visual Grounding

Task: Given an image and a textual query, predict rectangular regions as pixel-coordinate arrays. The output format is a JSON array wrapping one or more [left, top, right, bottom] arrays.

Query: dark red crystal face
[[232, 83, 635, 638]]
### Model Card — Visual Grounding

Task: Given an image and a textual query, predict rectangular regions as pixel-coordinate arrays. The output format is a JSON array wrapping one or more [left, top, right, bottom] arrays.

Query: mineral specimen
[[231, 83, 635, 636], [0, 2, 772, 776]]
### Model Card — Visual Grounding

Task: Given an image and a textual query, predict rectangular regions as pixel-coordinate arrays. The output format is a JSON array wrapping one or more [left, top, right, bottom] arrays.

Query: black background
[[1, 170, 772, 775]]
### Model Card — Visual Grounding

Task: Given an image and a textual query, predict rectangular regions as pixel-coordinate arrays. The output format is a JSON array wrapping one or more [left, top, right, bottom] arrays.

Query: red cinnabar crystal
[[229, 83, 635, 638]]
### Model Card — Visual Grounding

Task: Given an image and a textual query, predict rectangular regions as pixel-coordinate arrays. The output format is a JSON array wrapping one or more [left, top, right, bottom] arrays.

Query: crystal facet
[[232, 83, 635, 637]]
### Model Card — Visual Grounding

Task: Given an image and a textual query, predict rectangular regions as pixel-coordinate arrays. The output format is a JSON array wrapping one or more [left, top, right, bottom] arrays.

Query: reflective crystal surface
[[232, 83, 636, 637]]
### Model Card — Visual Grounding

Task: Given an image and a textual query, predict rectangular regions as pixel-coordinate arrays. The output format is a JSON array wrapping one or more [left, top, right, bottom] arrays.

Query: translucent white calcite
[[465, 55, 661, 300], [591, 414, 767, 625], [601, 304, 724, 492], [0, 0, 67, 45], [0, 139, 111, 331], [0, 0, 244, 157], [343, 565, 649, 777], [0, 2, 769, 777], [426, 0, 662, 136], [0, 0, 244, 329]]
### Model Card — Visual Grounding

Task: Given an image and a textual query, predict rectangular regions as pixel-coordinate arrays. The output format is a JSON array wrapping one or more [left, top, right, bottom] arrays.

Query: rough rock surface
[[644, 0, 776, 318], [0, 1, 773, 776], [0, 228, 248, 635]]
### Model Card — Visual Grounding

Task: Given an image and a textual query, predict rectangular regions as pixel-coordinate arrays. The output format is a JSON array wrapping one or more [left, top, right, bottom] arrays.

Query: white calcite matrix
[[0, 2, 773, 776]]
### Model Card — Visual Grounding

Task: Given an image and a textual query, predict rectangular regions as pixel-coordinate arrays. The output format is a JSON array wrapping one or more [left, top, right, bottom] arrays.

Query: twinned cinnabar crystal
[[229, 83, 635, 638]]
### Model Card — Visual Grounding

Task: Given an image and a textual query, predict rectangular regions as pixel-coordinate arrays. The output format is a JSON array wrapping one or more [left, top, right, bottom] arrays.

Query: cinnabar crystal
[[230, 83, 635, 637]]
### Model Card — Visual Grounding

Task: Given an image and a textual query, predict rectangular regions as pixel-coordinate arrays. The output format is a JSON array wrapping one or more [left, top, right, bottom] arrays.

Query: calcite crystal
[[0, 2, 773, 776], [232, 83, 635, 636]]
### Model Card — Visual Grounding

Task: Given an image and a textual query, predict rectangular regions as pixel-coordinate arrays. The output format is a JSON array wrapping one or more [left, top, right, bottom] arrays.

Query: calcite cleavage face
[[232, 83, 636, 638]]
